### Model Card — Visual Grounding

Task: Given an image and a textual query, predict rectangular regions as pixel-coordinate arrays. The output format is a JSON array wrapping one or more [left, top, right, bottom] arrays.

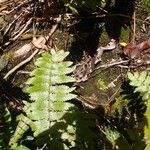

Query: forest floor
[[0, 0, 150, 120]]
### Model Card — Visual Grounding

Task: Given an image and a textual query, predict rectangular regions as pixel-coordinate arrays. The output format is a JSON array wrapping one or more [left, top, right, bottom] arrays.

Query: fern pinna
[[9, 49, 76, 149]]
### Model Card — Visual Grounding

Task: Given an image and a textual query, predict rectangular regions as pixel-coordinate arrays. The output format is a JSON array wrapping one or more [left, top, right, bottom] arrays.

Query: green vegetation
[[139, 0, 150, 15], [127, 71, 150, 150], [1, 0, 150, 149], [1, 50, 150, 149], [9, 50, 77, 149]]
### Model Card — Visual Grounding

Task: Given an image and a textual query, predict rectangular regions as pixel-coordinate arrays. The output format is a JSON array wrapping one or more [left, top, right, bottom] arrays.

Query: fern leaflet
[[128, 71, 150, 101]]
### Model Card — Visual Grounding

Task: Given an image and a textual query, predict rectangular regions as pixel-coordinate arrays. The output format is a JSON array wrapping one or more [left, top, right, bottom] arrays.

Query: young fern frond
[[9, 49, 76, 149]]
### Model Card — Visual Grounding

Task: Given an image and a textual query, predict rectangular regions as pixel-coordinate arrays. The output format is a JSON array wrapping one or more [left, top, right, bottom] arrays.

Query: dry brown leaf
[[123, 40, 150, 58], [14, 43, 32, 58], [32, 36, 48, 50], [14, 36, 49, 59]]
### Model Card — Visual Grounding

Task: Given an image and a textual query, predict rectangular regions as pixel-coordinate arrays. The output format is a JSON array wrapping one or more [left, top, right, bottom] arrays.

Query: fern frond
[[9, 114, 34, 148], [9, 49, 76, 148], [25, 50, 76, 136], [101, 126, 120, 147], [128, 71, 150, 149], [128, 71, 150, 101], [144, 100, 150, 149]]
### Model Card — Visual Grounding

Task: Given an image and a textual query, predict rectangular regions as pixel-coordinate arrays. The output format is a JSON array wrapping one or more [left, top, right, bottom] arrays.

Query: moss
[[2, 51, 14, 61], [81, 79, 98, 96], [97, 78, 107, 91], [80, 67, 123, 98]]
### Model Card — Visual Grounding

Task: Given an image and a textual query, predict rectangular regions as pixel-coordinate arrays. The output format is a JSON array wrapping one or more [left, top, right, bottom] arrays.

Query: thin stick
[[3, 15, 61, 80], [48, 15, 62, 38], [3, 12, 23, 36], [133, 10, 136, 44], [75, 60, 129, 83], [12, 18, 32, 41], [4, 49, 39, 80], [95, 60, 129, 70]]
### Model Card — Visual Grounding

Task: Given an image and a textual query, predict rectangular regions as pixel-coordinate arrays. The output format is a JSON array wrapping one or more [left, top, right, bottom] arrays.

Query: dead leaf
[[123, 40, 150, 58], [32, 36, 48, 50], [14, 43, 32, 58]]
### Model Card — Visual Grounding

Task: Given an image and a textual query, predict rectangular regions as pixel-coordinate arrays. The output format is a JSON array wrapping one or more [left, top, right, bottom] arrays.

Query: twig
[[116, 60, 150, 69], [3, 49, 39, 80], [95, 60, 129, 70], [17, 70, 31, 74], [117, 65, 129, 68], [47, 15, 62, 38], [7, 0, 30, 14], [87, 60, 129, 81], [4, 17, 32, 47], [75, 60, 129, 83], [133, 10, 136, 44], [3, 12, 23, 36], [107, 74, 122, 89], [45, 15, 62, 47], [3, 15, 61, 80], [131, 60, 150, 68], [12, 18, 32, 41]]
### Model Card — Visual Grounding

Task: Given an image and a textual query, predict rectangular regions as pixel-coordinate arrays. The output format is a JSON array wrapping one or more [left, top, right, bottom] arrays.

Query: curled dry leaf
[[32, 36, 48, 50], [14, 43, 32, 58], [14, 36, 48, 59], [123, 40, 150, 58]]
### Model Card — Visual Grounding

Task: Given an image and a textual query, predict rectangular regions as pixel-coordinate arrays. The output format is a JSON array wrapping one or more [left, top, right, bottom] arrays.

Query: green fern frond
[[25, 50, 76, 136], [128, 71, 150, 149], [9, 114, 34, 148], [9, 49, 76, 148], [144, 100, 150, 149], [101, 126, 120, 147], [128, 71, 150, 101]]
